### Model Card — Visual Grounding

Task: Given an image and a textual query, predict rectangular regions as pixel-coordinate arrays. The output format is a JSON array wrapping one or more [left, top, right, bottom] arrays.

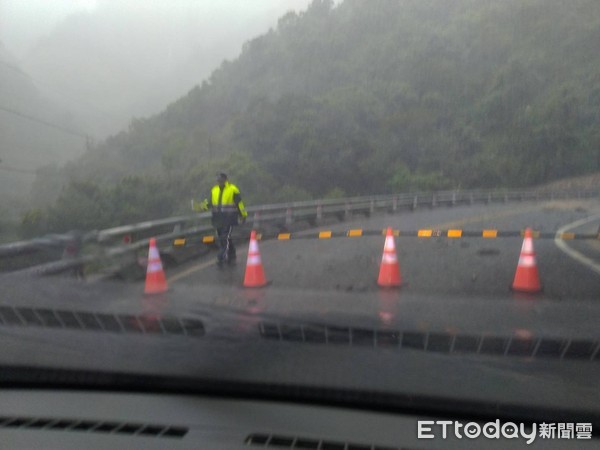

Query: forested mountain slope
[[25, 0, 600, 234]]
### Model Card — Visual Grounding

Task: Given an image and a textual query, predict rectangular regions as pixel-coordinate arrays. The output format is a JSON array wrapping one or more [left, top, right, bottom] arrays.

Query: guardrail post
[[61, 233, 84, 278], [431, 194, 437, 207], [253, 211, 260, 228], [452, 191, 457, 206], [412, 195, 418, 210], [369, 199, 375, 215], [392, 196, 398, 212], [316, 203, 323, 222], [345, 202, 352, 220], [487, 193, 492, 203], [469, 193, 474, 205], [285, 208, 293, 226]]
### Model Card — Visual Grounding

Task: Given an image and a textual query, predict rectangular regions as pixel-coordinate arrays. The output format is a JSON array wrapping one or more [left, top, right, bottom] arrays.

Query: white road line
[[555, 213, 600, 276], [167, 259, 217, 283], [168, 249, 249, 283]]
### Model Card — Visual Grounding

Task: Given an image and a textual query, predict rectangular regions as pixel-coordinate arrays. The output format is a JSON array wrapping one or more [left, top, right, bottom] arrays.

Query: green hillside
[[25, 0, 600, 235]]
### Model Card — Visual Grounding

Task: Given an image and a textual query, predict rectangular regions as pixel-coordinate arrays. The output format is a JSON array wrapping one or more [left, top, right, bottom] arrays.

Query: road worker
[[194, 173, 247, 267]]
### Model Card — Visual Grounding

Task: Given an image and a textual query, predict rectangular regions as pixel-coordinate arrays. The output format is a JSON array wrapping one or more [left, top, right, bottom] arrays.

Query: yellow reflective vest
[[203, 182, 247, 227]]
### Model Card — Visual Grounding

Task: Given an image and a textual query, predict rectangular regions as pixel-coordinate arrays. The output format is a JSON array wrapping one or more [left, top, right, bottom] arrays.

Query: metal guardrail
[[1, 189, 597, 276]]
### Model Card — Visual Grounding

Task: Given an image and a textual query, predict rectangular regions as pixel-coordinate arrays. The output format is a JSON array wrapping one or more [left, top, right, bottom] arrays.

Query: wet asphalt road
[[2, 200, 600, 421], [169, 199, 600, 302]]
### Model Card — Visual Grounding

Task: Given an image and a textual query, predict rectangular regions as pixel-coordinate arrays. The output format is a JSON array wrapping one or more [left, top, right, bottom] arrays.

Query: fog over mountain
[[1, 0, 598, 240], [0, 41, 86, 225], [2, 0, 313, 138], [0, 1, 311, 235]]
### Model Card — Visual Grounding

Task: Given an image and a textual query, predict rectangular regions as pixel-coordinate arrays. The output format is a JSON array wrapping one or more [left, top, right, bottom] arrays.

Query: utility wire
[[0, 104, 89, 139], [0, 165, 37, 175], [0, 59, 28, 76]]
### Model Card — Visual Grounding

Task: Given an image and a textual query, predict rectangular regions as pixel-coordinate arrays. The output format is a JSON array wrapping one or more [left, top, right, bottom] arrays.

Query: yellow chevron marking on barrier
[[482, 230, 498, 238], [520, 230, 540, 238], [186, 228, 586, 247]]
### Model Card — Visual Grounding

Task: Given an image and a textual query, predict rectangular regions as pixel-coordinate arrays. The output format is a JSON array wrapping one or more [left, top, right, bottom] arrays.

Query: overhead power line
[[0, 104, 89, 139], [0, 59, 28, 77], [0, 165, 37, 175]]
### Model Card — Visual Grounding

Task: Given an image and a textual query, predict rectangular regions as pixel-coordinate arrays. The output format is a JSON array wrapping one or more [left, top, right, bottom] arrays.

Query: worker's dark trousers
[[216, 225, 236, 263]]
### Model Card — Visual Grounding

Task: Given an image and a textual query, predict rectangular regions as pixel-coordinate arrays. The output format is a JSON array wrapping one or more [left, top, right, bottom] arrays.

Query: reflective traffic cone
[[511, 228, 542, 293], [244, 230, 268, 288], [144, 237, 168, 294], [378, 227, 402, 287]]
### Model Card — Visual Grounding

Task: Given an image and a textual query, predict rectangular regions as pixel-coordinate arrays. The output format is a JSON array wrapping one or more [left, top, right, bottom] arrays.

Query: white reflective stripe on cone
[[249, 240, 259, 253], [247, 255, 262, 265], [518, 255, 536, 267], [147, 261, 163, 272], [149, 246, 161, 259], [384, 236, 396, 251], [382, 253, 398, 264], [521, 238, 534, 254]]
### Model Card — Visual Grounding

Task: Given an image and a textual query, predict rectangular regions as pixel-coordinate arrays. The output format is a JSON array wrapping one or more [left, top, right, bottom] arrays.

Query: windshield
[[1, 0, 600, 445]]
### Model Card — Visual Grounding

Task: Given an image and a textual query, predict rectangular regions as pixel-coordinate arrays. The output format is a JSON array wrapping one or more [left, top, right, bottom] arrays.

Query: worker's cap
[[216, 173, 228, 181]]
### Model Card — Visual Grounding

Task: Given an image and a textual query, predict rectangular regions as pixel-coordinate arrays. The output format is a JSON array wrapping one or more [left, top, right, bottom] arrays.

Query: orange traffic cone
[[243, 230, 268, 288], [511, 228, 542, 293], [144, 237, 168, 294], [378, 227, 402, 287]]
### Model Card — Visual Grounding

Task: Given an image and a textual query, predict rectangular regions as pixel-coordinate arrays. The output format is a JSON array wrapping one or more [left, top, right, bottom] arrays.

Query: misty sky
[[0, 0, 314, 137], [1, 0, 312, 56], [1, 0, 98, 54]]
